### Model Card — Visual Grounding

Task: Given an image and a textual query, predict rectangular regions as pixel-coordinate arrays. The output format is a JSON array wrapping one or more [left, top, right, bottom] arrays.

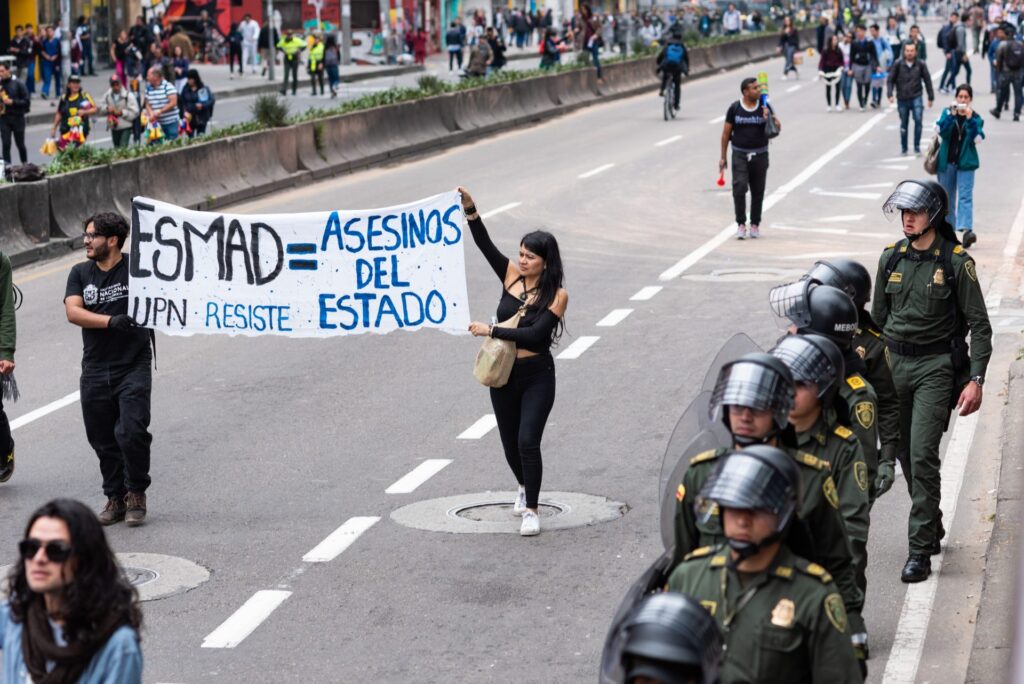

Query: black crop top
[[469, 216, 560, 355]]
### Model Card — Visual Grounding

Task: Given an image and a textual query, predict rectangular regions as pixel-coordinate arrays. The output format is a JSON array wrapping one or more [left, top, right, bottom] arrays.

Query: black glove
[[875, 462, 895, 498], [108, 314, 138, 331]]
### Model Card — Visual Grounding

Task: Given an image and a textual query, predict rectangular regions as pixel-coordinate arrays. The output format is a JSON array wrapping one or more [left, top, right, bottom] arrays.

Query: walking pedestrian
[[76, 16, 96, 76], [240, 13, 261, 74], [869, 24, 892, 108], [667, 448, 862, 683], [851, 25, 878, 110], [323, 35, 341, 97], [277, 29, 305, 96], [840, 31, 854, 110], [779, 17, 800, 80], [111, 30, 130, 85], [21, 25, 38, 96], [0, 233, 15, 483], [936, 85, 984, 247], [1, 499, 143, 682], [446, 22, 465, 71], [178, 69, 214, 137], [143, 65, 179, 142], [720, 77, 781, 240], [50, 75, 97, 150], [460, 186, 568, 537], [101, 76, 139, 149], [412, 27, 428, 66], [39, 25, 61, 101], [8, 26, 33, 86], [171, 44, 189, 93], [820, 34, 845, 111], [64, 213, 154, 527], [0, 63, 31, 166], [990, 24, 1024, 119], [938, 12, 961, 92], [258, 21, 279, 76], [308, 33, 325, 95], [227, 23, 244, 76], [888, 42, 935, 155], [873, 180, 992, 582]]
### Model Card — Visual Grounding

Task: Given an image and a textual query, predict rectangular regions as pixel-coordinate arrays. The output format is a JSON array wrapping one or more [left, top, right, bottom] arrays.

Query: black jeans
[[80, 359, 153, 497], [282, 58, 299, 95], [310, 68, 324, 95], [660, 69, 682, 109], [448, 49, 463, 70], [0, 394, 12, 460], [997, 70, 1023, 116], [0, 116, 28, 165], [490, 354, 556, 509], [731, 149, 769, 226]]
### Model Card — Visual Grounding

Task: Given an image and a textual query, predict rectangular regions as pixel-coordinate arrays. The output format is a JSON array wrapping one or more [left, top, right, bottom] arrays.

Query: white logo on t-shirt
[[83, 284, 98, 306]]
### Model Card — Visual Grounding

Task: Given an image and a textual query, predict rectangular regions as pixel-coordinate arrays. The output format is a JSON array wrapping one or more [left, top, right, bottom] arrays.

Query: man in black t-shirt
[[64, 212, 153, 527], [719, 77, 780, 240]]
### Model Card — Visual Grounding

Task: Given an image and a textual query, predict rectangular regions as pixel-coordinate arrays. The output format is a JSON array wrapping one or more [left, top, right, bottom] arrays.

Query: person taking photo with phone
[[935, 84, 984, 248]]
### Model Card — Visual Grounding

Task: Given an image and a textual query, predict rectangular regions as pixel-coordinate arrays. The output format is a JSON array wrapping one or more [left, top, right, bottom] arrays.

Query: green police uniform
[[834, 373, 879, 485], [871, 237, 992, 555], [853, 322, 901, 504], [672, 447, 864, 632], [796, 418, 870, 609], [667, 545, 862, 684]]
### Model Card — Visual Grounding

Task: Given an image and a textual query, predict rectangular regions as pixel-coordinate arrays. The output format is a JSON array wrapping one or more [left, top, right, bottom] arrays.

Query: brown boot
[[125, 492, 147, 527], [98, 496, 127, 526]]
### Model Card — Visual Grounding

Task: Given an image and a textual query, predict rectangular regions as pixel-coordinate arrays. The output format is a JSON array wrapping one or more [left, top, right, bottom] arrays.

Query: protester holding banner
[[460, 187, 568, 537], [64, 212, 153, 528]]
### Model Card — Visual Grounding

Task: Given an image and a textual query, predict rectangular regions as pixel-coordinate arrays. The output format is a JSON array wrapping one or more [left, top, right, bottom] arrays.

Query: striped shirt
[[145, 79, 179, 126]]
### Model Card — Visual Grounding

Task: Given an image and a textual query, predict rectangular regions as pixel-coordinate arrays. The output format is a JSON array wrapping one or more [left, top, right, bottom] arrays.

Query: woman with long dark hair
[[179, 68, 215, 137], [460, 187, 568, 537], [2, 498, 143, 682]]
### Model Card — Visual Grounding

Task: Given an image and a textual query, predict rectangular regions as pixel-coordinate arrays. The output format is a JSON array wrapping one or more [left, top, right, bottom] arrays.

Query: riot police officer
[[770, 333, 871, 661], [671, 353, 864, 649], [769, 281, 881, 490], [667, 447, 862, 683], [803, 258, 901, 505], [871, 180, 992, 582], [619, 592, 723, 684]]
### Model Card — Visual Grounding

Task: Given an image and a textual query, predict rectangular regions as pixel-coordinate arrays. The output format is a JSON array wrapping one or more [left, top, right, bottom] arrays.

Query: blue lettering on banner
[[205, 301, 293, 332], [318, 289, 447, 330], [318, 203, 463, 254]]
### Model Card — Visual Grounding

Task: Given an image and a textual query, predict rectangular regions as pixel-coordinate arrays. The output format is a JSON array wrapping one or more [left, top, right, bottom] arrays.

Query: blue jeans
[[41, 59, 60, 97], [897, 96, 924, 153], [159, 121, 180, 143], [589, 42, 602, 79], [783, 44, 797, 74], [840, 70, 853, 105], [939, 163, 975, 230]]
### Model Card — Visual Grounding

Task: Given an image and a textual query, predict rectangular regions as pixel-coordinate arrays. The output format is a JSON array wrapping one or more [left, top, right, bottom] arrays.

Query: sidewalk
[[25, 60, 425, 126]]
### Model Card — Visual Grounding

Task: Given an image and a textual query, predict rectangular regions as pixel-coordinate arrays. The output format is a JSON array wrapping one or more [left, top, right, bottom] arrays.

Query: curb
[[24, 64, 426, 126]]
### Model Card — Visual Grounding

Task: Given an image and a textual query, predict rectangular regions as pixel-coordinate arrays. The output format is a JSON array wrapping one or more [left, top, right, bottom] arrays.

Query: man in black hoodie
[[0, 63, 30, 165]]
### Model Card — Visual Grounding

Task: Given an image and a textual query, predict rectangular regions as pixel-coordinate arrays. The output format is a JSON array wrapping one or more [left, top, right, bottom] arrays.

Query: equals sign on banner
[[286, 243, 318, 271]]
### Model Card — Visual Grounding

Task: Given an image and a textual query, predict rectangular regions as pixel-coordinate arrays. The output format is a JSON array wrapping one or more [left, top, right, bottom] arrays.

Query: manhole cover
[[124, 566, 159, 587], [453, 502, 564, 521], [391, 491, 627, 534], [681, 267, 804, 283]]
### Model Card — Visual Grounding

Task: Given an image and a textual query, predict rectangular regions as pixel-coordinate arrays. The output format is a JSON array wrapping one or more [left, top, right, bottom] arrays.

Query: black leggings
[[490, 354, 556, 509], [825, 81, 841, 106], [856, 81, 870, 107]]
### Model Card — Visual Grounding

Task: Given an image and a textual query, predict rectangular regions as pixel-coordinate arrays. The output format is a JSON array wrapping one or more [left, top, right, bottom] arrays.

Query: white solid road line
[[201, 590, 292, 648], [810, 188, 882, 200], [578, 163, 616, 179], [556, 336, 600, 360], [10, 391, 80, 431], [786, 84, 802, 93], [848, 182, 894, 189], [302, 516, 381, 562], [385, 460, 452, 494], [879, 164, 909, 170], [883, 192, 1024, 683], [659, 111, 889, 281], [481, 202, 522, 219], [457, 413, 498, 439], [655, 135, 683, 147], [630, 285, 663, 301], [708, 114, 726, 124], [770, 224, 890, 239], [820, 214, 866, 222], [596, 309, 633, 327]]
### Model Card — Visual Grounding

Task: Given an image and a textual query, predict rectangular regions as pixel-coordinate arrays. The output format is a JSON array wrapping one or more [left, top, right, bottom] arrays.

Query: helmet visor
[[768, 279, 813, 329], [710, 359, 794, 418], [770, 336, 837, 394], [700, 453, 791, 514], [882, 181, 944, 223], [805, 261, 852, 298]]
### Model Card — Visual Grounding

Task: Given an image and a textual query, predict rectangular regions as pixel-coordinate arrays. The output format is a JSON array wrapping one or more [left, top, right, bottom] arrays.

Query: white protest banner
[[128, 192, 470, 337]]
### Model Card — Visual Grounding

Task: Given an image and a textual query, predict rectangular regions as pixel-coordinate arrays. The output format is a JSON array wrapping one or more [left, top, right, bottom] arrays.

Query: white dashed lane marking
[[655, 135, 683, 147], [577, 163, 616, 179], [457, 414, 498, 439], [302, 517, 381, 562], [596, 309, 634, 327], [556, 336, 600, 360], [201, 590, 292, 649], [385, 460, 452, 494], [10, 391, 81, 431], [630, 286, 663, 301], [481, 202, 522, 219]]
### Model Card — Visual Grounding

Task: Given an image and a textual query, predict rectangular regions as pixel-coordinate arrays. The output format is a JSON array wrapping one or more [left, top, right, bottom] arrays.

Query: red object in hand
[[716, 172, 725, 187]]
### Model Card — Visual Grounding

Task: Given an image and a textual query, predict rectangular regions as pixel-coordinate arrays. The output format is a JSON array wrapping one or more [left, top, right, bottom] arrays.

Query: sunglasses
[[19, 538, 74, 563]]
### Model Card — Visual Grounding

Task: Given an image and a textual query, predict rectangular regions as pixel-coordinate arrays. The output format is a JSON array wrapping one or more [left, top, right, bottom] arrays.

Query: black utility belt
[[884, 336, 950, 357]]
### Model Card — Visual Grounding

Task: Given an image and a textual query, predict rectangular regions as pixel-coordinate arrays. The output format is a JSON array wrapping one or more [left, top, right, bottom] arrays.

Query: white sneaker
[[826, 105, 832, 112], [835, 104, 842, 112], [520, 510, 540, 536], [749, 224, 760, 239], [735, 224, 747, 240], [513, 488, 527, 516]]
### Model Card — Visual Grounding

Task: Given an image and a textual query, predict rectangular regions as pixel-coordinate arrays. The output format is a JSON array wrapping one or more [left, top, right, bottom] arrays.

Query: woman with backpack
[[935, 84, 984, 247], [178, 68, 215, 137]]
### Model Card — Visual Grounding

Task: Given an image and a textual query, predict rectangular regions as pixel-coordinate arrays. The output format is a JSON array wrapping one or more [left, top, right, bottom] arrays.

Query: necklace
[[518, 276, 539, 302]]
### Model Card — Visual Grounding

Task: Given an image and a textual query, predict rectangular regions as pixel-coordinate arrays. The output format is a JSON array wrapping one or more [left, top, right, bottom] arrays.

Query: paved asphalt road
[[2, 42, 1024, 683]]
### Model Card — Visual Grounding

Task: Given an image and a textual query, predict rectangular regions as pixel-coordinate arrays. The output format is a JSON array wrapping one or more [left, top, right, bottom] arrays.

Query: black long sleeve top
[[468, 216, 558, 354]]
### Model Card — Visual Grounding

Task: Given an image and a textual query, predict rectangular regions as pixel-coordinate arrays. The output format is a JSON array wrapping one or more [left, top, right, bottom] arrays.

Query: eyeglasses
[[19, 538, 74, 563], [82, 232, 106, 243]]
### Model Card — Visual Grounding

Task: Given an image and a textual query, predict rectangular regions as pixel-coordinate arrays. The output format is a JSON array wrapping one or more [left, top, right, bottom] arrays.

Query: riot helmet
[[697, 446, 801, 562], [769, 281, 858, 348], [804, 258, 872, 309], [709, 353, 795, 446], [621, 593, 723, 684], [882, 179, 959, 244], [770, 333, 845, 408]]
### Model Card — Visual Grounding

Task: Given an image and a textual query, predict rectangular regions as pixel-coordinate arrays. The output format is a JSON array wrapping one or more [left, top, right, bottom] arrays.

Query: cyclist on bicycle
[[656, 25, 690, 111]]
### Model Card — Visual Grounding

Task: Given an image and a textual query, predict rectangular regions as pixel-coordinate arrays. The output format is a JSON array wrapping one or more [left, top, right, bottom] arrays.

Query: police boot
[[900, 554, 931, 583], [0, 447, 12, 483], [929, 520, 946, 555]]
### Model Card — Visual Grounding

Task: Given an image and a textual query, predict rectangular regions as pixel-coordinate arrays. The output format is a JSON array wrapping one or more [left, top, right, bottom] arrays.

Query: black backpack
[[1005, 39, 1024, 71]]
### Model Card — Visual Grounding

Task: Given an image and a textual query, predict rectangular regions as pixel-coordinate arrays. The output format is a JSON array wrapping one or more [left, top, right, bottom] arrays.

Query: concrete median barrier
[[275, 125, 301, 175], [230, 130, 305, 201], [506, 75, 559, 120], [109, 157, 142, 218], [48, 166, 115, 239], [552, 68, 599, 108], [295, 120, 335, 179], [382, 98, 452, 158], [324, 109, 390, 169]]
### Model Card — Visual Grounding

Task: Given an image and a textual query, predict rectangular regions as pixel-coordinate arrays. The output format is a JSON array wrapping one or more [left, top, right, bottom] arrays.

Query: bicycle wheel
[[663, 81, 673, 121], [670, 86, 679, 119]]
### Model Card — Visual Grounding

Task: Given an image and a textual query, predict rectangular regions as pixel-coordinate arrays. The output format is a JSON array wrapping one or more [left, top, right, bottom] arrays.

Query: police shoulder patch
[[855, 401, 875, 429], [684, 545, 715, 561], [709, 554, 728, 568], [823, 476, 840, 509], [798, 452, 830, 471], [833, 425, 854, 440], [854, 461, 869, 492], [964, 258, 978, 282], [952, 245, 964, 254], [700, 600, 718, 616], [824, 593, 848, 633], [690, 449, 720, 466], [846, 375, 866, 390], [774, 566, 794, 580]]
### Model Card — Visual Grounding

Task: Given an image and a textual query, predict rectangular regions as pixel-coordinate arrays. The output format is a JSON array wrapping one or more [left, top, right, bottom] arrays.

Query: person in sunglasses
[[1, 498, 143, 683]]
